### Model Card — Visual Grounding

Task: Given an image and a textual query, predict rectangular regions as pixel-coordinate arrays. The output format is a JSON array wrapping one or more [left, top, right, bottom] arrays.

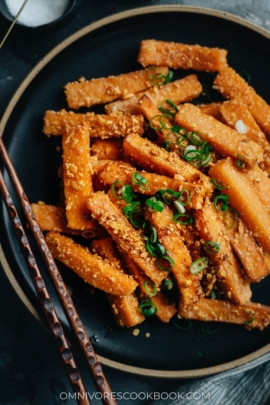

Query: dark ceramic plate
[[1, 6, 270, 378]]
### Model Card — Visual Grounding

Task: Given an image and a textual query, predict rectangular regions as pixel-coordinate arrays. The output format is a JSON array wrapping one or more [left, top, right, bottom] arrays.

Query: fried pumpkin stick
[[180, 299, 270, 330], [123, 133, 213, 196], [46, 232, 138, 296], [43, 110, 144, 138], [99, 161, 206, 209], [145, 205, 203, 308], [86, 192, 167, 286], [62, 125, 94, 230], [226, 218, 270, 283], [138, 40, 228, 72], [105, 74, 202, 114], [209, 158, 270, 252], [64, 67, 169, 109], [175, 103, 263, 167], [194, 204, 251, 304], [92, 238, 145, 327], [214, 67, 270, 136], [120, 250, 177, 323], [219, 97, 270, 175]]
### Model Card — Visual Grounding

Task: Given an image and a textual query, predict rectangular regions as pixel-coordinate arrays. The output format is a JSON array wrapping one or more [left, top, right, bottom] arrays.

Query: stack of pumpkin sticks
[[31, 39, 270, 332]]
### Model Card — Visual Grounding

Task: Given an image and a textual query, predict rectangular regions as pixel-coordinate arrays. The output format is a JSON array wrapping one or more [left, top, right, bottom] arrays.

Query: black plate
[[1, 6, 270, 378]]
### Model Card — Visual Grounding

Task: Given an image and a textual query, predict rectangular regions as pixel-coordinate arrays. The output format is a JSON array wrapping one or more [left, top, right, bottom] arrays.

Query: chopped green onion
[[162, 279, 174, 291], [213, 194, 229, 212], [158, 99, 179, 118], [173, 318, 193, 330], [210, 290, 217, 300], [122, 201, 141, 215], [158, 106, 175, 118], [149, 114, 172, 131], [139, 298, 157, 316], [211, 289, 221, 300], [165, 189, 181, 198], [235, 154, 245, 169], [198, 351, 203, 357], [149, 225, 157, 243], [163, 70, 174, 85], [165, 98, 178, 112], [148, 68, 173, 87], [187, 131, 204, 146], [145, 197, 164, 212], [190, 257, 209, 274], [173, 200, 186, 214], [210, 178, 227, 190], [196, 142, 212, 167], [245, 311, 254, 324], [179, 188, 190, 206], [143, 280, 157, 297], [176, 134, 189, 148], [240, 70, 251, 84], [197, 324, 220, 339], [171, 125, 183, 133], [131, 172, 149, 190], [225, 208, 238, 229], [145, 240, 166, 258], [111, 180, 126, 200], [162, 279, 177, 304], [204, 241, 220, 254], [156, 254, 175, 271], [183, 146, 200, 162], [164, 140, 171, 151], [172, 212, 193, 225]]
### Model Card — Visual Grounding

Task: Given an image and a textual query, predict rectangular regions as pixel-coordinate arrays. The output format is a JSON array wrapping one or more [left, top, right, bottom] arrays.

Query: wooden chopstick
[[0, 137, 118, 405], [0, 169, 91, 405]]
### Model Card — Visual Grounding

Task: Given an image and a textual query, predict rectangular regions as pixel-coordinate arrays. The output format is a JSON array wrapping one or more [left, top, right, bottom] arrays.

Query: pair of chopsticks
[[0, 136, 118, 404]]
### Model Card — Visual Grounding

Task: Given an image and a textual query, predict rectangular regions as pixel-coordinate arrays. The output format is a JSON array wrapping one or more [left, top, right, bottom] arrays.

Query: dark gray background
[[1, 1, 270, 404]]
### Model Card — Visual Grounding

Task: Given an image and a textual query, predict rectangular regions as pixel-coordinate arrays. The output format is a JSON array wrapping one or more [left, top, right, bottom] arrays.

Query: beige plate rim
[[1, 5, 270, 379]]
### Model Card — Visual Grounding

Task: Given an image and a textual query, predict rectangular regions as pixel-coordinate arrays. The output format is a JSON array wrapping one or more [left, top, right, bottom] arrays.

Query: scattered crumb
[[145, 332, 150, 338], [132, 328, 140, 336]]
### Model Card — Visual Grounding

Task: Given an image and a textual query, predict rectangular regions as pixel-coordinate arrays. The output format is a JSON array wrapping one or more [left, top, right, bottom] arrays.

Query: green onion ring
[[139, 298, 157, 316], [203, 241, 220, 254], [213, 194, 229, 212], [190, 257, 209, 274], [143, 280, 157, 297], [156, 254, 175, 271]]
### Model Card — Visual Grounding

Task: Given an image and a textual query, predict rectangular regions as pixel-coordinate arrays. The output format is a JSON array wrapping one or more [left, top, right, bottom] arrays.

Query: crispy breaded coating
[[91, 138, 123, 161], [92, 238, 145, 327], [64, 67, 168, 109], [120, 251, 177, 323], [227, 218, 270, 282], [123, 133, 213, 196], [175, 103, 263, 167], [43, 110, 144, 138], [146, 205, 204, 307], [62, 125, 93, 230], [138, 40, 228, 72], [46, 232, 138, 295], [197, 102, 223, 120], [180, 299, 270, 330], [31, 203, 97, 236], [209, 158, 270, 252], [99, 161, 206, 210], [244, 164, 270, 215], [108, 294, 145, 327], [86, 192, 167, 286], [105, 74, 202, 114], [194, 204, 251, 304], [214, 67, 270, 136]]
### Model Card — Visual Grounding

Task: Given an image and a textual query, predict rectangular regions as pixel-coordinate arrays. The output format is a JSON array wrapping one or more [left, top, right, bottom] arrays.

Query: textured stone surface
[[0, 0, 269, 403]]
